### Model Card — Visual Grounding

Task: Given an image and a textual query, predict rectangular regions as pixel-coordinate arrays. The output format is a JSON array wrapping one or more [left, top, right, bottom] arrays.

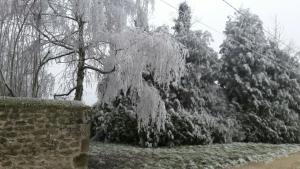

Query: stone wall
[[0, 97, 91, 169]]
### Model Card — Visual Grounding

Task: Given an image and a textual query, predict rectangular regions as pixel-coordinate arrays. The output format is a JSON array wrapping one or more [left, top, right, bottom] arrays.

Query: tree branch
[[0, 69, 15, 97], [30, 23, 74, 51], [54, 86, 77, 99], [41, 51, 75, 66], [86, 57, 104, 64], [83, 65, 116, 74], [46, 0, 77, 21], [40, 13, 77, 22]]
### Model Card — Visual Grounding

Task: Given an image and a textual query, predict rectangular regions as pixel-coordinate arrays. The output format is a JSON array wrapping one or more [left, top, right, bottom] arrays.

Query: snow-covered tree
[[31, 0, 154, 101], [173, 2, 191, 36], [170, 2, 240, 143], [220, 9, 300, 143], [91, 2, 241, 147], [97, 29, 187, 140], [220, 9, 267, 103]]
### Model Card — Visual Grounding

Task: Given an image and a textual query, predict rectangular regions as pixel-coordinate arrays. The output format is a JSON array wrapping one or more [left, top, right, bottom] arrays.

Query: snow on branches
[[98, 29, 187, 131]]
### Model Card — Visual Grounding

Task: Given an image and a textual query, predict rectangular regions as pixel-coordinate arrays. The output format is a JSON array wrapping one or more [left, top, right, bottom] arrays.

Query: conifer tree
[[220, 9, 300, 143], [173, 2, 191, 36], [173, 2, 229, 116]]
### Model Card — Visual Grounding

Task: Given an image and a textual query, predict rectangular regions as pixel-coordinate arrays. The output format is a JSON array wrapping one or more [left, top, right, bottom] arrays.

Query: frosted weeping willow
[[40, 0, 154, 100], [98, 29, 187, 131]]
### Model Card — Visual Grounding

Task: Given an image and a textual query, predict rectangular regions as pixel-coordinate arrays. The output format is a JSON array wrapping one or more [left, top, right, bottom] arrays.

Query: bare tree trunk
[[32, 8, 42, 98], [0, 69, 15, 97], [74, 17, 85, 101]]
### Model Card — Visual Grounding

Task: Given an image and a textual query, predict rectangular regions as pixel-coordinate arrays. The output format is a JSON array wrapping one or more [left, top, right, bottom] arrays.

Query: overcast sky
[[62, 0, 300, 105], [150, 0, 300, 51]]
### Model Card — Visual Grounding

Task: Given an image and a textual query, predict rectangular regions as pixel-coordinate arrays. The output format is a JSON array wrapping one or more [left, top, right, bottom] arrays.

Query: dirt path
[[232, 152, 300, 169]]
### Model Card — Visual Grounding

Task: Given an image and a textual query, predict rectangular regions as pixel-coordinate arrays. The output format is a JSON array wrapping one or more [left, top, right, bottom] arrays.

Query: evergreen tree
[[167, 2, 240, 144], [220, 9, 300, 143], [173, 2, 191, 36], [172, 2, 232, 118]]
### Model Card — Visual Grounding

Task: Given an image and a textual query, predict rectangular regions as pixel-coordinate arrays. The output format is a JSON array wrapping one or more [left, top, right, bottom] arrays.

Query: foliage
[[173, 2, 191, 36], [220, 9, 300, 143], [91, 96, 139, 145], [91, 93, 242, 147], [0, 0, 154, 100], [97, 28, 187, 140], [92, 2, 242, 147], [172, 2, 234, 119], [170, 2, 243, 143]]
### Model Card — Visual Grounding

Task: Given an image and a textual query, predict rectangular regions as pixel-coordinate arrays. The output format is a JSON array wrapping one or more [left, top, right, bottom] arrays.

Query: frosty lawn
[[88, 142, 300, 169]]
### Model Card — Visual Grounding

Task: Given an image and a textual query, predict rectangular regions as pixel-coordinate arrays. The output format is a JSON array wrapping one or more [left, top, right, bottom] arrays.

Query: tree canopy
[[98, 29, 187, 134], [220, 9, 300, 143]]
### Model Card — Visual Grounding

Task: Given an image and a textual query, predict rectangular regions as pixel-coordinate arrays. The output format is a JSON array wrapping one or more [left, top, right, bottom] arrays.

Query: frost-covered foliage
[[134, 0, 154, 29], [32, 0, 154, 100], [170, 2, 242, 142], [97, 29, 187, 142], [92, 5, 300, 147], [171, 3, 231, 116], [173, 30, 228, 112], [91, 96, 139, 144], [173, 2, 191, 36], [92, 2, 242, 147], [91, 94, 241, 147], [220, 9, 300, 143], [99, 29, 186, 100]]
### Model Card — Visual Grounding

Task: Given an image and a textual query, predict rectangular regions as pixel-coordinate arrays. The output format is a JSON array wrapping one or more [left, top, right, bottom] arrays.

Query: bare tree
[[0, 0, 54, 98], [33, 0, 117, 101]]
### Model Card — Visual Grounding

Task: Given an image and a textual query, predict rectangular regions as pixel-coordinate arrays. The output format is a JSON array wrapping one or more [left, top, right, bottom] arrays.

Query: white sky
[[150, 0, 300, 51], [53, 0, 300, 105]]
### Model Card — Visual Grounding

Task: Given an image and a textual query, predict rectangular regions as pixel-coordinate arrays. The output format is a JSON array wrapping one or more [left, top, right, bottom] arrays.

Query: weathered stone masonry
[[0, 97, 91, 169]]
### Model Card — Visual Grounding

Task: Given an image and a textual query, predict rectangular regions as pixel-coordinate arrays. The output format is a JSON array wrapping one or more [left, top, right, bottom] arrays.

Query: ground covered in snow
[[88, 142, 300, 169]]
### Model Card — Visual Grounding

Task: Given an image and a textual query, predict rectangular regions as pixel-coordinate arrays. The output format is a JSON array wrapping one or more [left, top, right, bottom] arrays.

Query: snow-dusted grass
[[88, 142, 300, 169]]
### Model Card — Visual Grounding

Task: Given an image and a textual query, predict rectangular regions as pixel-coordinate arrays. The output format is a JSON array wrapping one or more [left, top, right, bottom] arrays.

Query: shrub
[[91, 95, 242, 147]]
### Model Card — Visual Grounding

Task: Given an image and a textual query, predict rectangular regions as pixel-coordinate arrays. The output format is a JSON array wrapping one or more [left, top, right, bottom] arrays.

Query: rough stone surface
[[0, 97, 91, 169]]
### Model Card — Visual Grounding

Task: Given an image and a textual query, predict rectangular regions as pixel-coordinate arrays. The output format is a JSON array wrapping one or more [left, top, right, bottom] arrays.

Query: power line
[[221, 0, 240, 13], [220, 0, 300, 53]]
